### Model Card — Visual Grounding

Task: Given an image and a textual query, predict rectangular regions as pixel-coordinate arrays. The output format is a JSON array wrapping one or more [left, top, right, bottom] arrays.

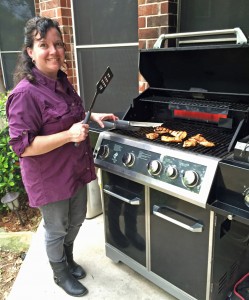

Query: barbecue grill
[[93, 29, 249, 300]]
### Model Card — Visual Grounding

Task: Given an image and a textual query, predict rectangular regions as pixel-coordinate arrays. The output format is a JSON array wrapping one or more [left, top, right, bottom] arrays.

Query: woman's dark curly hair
[[13, 16, 64, 86]]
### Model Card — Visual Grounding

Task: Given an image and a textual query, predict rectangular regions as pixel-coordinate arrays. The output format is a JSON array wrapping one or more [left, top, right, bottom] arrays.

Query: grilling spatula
[[102, 120, 163, 130], [75, 66, 113, 146]]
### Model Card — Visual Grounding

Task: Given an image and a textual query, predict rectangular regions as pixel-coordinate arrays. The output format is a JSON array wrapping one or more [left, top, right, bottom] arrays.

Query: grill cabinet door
[[150, 189, 211, 300], [102, 171, 146, 266]]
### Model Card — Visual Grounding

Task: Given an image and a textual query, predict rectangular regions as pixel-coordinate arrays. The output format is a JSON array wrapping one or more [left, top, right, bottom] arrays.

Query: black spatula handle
[[74, 67, 113, 147]]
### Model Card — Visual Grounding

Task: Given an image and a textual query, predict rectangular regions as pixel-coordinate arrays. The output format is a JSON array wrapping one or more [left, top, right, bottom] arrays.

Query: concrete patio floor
[[7, 213, 177, 300]]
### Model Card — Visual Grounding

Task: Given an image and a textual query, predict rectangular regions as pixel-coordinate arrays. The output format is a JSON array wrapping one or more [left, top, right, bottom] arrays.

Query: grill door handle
[[103, 187, 141, 205], [153, 205, 203, 233]]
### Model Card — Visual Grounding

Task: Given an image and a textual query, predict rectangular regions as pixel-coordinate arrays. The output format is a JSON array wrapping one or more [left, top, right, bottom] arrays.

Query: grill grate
[[113, 119, 234, 158]]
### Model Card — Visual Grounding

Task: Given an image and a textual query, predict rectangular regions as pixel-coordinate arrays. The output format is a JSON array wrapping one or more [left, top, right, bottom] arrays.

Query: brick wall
[[138, 0, 178, 92], [35, 0, 77, 89], [35, 0, 178, 93]]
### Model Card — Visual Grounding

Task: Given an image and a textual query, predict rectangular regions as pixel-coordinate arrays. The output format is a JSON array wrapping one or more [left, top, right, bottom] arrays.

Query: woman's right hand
[[68, 122, 89, 143]]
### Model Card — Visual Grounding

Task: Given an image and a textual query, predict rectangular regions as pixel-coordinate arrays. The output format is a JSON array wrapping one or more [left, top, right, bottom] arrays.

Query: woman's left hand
[[90, 112, 119, 128]]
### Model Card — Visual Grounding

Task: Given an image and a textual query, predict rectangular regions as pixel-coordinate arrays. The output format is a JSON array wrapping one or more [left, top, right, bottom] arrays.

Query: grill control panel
[[97, 140, 205, 192], [94, 131, 219, 208]]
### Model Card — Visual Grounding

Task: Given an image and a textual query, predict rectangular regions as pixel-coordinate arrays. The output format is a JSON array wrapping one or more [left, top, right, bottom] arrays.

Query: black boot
[[50, 261, 88, 297], [64, 244, 86, 279]]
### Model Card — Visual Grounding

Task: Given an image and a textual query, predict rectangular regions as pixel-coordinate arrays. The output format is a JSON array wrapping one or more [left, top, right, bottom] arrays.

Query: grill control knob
[[148, 160, 162, 176], [182, 170, 199, 187], [98, 145, 109, 159], [166, 165, 178, 179], [122, 152, 135, 167], [244, 191, 249, 207]]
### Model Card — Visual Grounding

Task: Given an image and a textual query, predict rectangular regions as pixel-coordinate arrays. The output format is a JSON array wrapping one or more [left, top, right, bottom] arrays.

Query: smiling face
[[27, 27, 65, 79]]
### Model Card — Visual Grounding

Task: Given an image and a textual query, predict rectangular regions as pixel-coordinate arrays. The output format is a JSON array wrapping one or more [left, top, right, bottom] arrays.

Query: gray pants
[[39, 186, 87, 263]]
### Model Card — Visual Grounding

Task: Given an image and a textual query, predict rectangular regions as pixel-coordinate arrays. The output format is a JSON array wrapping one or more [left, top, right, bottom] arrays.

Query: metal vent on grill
[[218, 272, 228, 294], [229, 261, 239, 280], [218, 261, 239, 294]]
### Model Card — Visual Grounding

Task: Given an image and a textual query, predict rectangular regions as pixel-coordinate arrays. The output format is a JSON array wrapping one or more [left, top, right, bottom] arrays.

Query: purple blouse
[[6, 68, 96, 207]]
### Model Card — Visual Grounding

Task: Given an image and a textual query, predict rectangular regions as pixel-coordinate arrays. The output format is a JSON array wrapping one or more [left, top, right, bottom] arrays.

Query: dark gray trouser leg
[[39, 186, 87, 262], [64, 186, 87, 246]]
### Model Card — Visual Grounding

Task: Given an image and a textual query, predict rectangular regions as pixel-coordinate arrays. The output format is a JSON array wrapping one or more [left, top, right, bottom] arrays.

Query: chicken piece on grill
[[191, 134, 215, 147], [161, 136, 182, 143], [190, 134, 206, 143], [183, 139, 198, 148], [199, 141, 215, 147], [146, 132, 159, 140], [154, 126, 170, 134], [154, 126, 187, 140], [170, 130, 187, 140], [183, 134, 215, 148]]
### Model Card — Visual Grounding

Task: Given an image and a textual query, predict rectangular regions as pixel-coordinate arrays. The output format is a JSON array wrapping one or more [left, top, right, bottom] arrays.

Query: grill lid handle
[[153, 27, 247, 49]]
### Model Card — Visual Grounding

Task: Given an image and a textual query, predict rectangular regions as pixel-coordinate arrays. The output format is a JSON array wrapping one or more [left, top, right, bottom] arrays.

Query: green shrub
[[0, 92, 25, 212], [0, 92, 8, 130]]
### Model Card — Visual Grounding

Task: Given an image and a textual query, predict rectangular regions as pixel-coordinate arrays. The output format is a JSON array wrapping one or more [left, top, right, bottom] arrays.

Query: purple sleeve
[[6, 91, 42, 157]]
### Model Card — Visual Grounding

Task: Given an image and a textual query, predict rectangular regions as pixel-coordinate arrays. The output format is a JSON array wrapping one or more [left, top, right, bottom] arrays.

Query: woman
[[6, 16, 118, 297]]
